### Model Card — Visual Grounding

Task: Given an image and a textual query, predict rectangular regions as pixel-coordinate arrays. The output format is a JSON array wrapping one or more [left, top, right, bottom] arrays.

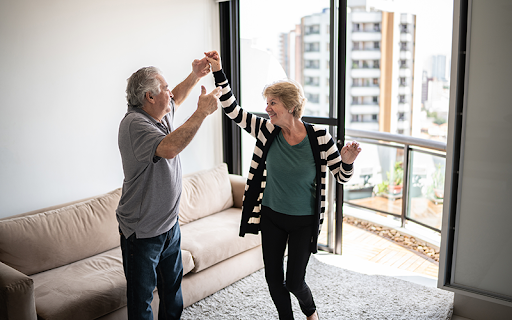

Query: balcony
[[351, 68, 380, 78], [351, 50, 381, 60], [400, 14, 414, 24], [399, 51, 413, 60], [399, 68, 412, 77], [400, 33, 414, 42], [349, 104, 379, 114], [351, 11, 382, 23], [398, 86, 409, 95], [352, 32, 382, 42], [340, 129, 446, 233], [317, 129, 444, 285], [351, 86, 380, 96]]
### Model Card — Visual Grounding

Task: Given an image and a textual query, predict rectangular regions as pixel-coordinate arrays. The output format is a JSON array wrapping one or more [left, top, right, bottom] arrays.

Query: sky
[[240, 0, 454, 61]]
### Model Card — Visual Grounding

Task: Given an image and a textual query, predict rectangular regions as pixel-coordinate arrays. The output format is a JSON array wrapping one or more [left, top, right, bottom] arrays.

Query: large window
[[222, 0, 454, 252], [343, 0, 453, 234]]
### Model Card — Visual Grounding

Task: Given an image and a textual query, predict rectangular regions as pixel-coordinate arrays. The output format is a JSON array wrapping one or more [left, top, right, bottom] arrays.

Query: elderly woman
[[205, 51, 360, 320]]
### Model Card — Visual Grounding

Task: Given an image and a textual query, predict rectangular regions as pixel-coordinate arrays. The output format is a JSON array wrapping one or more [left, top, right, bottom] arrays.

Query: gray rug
[[182, 255, 454, 320]]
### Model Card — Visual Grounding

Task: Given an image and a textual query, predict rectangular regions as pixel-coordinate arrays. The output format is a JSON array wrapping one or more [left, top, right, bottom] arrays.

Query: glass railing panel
[[343, 141, 404, 217], [406, 150, 446, 230]]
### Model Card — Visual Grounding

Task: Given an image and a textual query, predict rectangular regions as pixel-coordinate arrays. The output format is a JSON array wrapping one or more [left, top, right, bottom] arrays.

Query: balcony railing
[[343, 129, 446, 232]]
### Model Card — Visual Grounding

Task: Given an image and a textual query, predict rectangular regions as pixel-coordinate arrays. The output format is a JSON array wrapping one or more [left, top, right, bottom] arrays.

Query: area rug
[[182, 255, 453, 320]]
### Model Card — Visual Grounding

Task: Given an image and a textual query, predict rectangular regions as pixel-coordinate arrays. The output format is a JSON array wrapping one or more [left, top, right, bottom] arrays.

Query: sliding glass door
[[219, 0, 347, 253]]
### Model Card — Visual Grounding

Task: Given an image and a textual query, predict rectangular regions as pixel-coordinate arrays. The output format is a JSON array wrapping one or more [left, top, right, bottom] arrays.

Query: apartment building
[[279, 0, 417, 135]]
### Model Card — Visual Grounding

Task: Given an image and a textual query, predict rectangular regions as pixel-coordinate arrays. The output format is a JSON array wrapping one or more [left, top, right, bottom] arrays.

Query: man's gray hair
[[126, 66, 163, 108]]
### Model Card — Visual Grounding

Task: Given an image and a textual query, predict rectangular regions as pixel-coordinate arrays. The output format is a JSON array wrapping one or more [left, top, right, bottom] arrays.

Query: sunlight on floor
[[314, 251, 438, 288]]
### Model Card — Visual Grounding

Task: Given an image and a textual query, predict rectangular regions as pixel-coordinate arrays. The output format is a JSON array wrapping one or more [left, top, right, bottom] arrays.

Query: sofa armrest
[[0, 262, 37, 320], [229, 174, 247, 209]]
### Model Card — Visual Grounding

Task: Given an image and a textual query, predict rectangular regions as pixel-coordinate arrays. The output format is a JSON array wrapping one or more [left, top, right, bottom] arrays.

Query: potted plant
[[387, 161, 403, 195], [427, 163, 445, 203], [375, 161, 403, 197]]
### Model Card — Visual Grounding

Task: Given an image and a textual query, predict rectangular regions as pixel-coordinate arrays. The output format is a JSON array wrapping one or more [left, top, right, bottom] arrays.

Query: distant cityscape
[[245, 0, 450, 142]]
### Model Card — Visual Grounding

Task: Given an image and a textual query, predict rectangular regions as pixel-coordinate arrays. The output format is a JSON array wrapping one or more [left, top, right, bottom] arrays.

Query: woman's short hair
[[126, 66, 162, 108], [262, 79, 307, 118]]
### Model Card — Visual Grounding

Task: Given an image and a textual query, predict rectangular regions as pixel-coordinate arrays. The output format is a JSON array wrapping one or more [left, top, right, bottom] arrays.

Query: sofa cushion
[[0, 189, 121, 276], [31, 247, 195, 320], [178, 163, 233, 225], [31, 247, 125, 320], [180, 208, 261, 273]]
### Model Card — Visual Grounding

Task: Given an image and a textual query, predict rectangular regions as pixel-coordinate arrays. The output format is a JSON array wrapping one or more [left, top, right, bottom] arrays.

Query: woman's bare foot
[[307, 310, 319, 320]]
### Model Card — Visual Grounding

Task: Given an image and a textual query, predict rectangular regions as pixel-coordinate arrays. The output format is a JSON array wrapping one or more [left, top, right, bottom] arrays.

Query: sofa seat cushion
[[180, 208, 261, 273], [31, 247, 195, 320], [31, 247, 125, 320]]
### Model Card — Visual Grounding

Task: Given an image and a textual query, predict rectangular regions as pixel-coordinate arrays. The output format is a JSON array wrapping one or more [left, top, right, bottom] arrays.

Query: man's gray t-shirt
[[116, 102, 182, 239]]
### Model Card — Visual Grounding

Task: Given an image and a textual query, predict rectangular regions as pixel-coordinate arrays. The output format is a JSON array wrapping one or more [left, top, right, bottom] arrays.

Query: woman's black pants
[[260, 206, 316, 320]]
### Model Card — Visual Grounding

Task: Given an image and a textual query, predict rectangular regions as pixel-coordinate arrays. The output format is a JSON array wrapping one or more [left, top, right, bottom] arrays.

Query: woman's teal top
[[262, 131, 316, 216]]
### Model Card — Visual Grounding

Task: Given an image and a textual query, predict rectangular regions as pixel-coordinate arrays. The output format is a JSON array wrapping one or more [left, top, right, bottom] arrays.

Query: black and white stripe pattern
[[214, 70, 353, 253]]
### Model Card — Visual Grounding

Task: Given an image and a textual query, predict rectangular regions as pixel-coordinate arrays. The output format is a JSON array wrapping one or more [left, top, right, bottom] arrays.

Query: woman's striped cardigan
[[213, 70, 354, 253]]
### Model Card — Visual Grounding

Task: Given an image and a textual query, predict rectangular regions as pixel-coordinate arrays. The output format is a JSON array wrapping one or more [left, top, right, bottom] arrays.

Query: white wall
[[0, 0, 222, 218]]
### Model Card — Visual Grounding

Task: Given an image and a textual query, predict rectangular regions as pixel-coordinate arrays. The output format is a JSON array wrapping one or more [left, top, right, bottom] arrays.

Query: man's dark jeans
[[120, 222, 183, 320]]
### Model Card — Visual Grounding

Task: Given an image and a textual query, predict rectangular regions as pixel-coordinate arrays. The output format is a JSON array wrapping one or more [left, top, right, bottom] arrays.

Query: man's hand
[[204, 51, 222, 72], [341, 141, 362, 164], [192, 57, 211, 79], [197, 86, 221, 117]]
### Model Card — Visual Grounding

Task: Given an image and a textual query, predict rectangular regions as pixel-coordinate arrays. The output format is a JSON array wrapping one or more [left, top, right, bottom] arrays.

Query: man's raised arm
[[171, 57, 211, 108]]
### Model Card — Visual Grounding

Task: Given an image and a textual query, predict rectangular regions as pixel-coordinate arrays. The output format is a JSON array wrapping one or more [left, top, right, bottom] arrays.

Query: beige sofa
[[0, 163, 263, 320]]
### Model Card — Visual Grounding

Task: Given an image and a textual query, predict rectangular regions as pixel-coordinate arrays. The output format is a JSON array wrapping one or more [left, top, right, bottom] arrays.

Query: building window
[[400, 23, 409, 33], [397, 129, 405, 134], [374, 41, 380, 49], [372, 114, 378, 121], [373, 78, 379, 86], [398, 112, 406, 121], [305, 60, 320, 69], [400, 59, 408, 68], [353, 42, 360, 50], [399, 77, 407, 86], [399, 95, 406, 103], [305, 42, 320, 52], [374, 23, 381, 32], [352, 60, 360, 68], [362, 61, 369, 68], [400, 41, 408, 51], [305, 24, 320, 35], [352, 96, 359, 104], [352, 114, 360, 122], [372, 96, 378, 103], [353, 23, 360, 31], [373, 60, 380, 68], [305, 76, 320, 86], [306, 93, 319, 103]]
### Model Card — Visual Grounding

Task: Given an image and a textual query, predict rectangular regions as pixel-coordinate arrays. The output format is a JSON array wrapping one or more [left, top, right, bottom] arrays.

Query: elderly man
[[117, 57, 220, 320]]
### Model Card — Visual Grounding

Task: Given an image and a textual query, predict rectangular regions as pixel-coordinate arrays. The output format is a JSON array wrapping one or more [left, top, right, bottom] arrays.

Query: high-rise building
[[347, 0, 417, 135], [301, 8, 330, 117], [277, 0, 418, 135], [431, 54, 447, 81]]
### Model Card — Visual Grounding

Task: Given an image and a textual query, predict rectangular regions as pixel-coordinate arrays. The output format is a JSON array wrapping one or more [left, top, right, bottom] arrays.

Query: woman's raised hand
[[341, 141, 361, 164], [204, 50, 222, 72]]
